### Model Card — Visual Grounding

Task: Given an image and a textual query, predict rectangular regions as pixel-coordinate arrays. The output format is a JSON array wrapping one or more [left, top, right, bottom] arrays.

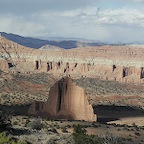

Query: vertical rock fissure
[[57, 62, 61, 69], [47, 62, 50, 71], [123, 68, 126, 77], [58, 81, 62, 112], [50, 62, 52, 70], [36, 61, 39, 70], [141, 67, 144, 79], [113, 65, 116, 72], [75, 63, 77, 68]]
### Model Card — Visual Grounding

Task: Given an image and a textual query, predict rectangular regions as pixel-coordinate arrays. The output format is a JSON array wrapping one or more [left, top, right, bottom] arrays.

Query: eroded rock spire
[[29, 77, 96, 122]]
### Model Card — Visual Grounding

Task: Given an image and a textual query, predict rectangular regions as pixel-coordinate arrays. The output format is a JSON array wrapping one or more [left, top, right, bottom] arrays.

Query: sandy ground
[[108, 117, 144, 126]]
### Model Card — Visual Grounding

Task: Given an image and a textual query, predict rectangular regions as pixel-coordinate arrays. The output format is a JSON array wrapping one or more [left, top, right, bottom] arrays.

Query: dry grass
[[75, 77, 144, 96], [75, 77, 144, 110], [0, 72, 57, 105]]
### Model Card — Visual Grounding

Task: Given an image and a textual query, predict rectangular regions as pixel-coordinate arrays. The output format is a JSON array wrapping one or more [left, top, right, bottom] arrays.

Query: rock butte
[[29, 77, 96, 122], [0, 36, 144, 83]]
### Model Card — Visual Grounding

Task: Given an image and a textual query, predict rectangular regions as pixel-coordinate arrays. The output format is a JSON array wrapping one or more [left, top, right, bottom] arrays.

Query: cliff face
[[29, 77, 96, 122], [0, 36, 144, 83]]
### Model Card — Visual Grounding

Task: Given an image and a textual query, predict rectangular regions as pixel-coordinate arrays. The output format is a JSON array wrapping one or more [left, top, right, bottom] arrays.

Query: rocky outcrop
[[0, 36, 144, 83], [0, 59, 9, 70], [29, 77, 96, 122]]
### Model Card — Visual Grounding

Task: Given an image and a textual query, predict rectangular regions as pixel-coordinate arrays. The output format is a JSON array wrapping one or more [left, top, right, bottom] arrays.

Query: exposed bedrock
[[0, 59, 9, 70], [32, 60, 143, 83], [29, 77, 97, 122], [1, 36, 144, 83]]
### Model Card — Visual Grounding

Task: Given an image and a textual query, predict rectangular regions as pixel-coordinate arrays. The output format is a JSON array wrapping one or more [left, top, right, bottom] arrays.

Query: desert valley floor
[[0, 36, 144, 144]]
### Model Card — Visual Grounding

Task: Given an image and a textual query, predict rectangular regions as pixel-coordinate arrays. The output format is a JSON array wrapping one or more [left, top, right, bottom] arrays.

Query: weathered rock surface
[[0, 36, 144, 83], [29, 77, 96, 122]]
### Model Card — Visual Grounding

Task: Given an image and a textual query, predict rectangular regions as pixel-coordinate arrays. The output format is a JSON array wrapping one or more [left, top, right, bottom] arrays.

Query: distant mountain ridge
[[0, 32, 81, 49], [0, 32, 114, 49], [1, 32, 143, 49]]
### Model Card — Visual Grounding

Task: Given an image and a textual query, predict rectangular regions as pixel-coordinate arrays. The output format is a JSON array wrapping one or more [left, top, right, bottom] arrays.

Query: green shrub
[[55, 125, 60, 129], [0, 132, 26, 144], [66, 125, 71, 128], [25, 118, 30, 127], [0, 132, 11, 144], [49, 127, 57, 133], [61, 126, 68, 133], [13, 121, 18, 125], [102, 132, 123, 144], [134, 132, 140, 136], [73, 124, 102, 144], [27, 117, 43, 130], [127, 138, 133, 142]]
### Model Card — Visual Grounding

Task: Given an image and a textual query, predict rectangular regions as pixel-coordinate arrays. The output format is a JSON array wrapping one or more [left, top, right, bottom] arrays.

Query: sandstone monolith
[[29, 77, 96, 122]]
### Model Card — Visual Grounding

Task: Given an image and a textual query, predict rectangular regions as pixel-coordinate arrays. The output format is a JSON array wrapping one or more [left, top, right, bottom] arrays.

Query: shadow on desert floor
[[0, 104, 30, 116], [94, 105, 144, 123], [0, 104, 144, 124]]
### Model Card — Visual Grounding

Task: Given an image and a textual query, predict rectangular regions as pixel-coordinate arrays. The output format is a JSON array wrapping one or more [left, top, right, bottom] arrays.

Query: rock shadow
[[93, 105, 144, 123], [0, 104, 30, 116]]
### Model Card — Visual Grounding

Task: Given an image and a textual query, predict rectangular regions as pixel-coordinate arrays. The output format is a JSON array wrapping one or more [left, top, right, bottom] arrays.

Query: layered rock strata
[[0, 36, 144, 83], [29, 77, 96, 122]]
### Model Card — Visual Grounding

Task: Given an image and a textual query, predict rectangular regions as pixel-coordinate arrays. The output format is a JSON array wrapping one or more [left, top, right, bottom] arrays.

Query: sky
[[0, 0, 144, 43]]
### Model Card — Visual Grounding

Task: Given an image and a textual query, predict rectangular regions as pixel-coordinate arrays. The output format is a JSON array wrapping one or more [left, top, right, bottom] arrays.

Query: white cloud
[[0, 14, 44, 37], [36, 7, 144, 28], [131, 0, 144, 2], [96, 8, 144, 27], [0, 1, 144, 42]]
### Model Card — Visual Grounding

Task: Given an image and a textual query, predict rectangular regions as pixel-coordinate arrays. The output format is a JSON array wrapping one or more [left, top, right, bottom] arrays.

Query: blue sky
[[0, 0, 144, 43]]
